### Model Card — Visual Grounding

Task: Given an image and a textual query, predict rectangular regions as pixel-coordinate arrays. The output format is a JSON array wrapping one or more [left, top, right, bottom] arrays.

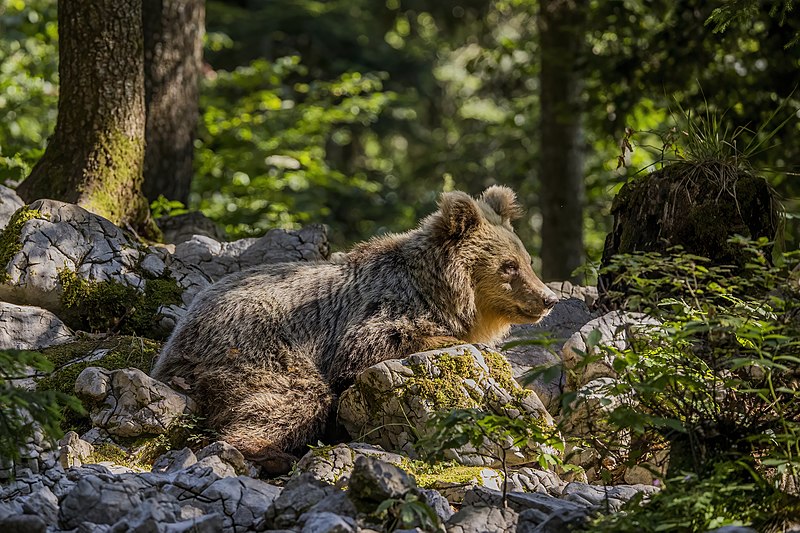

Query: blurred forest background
[[1, 0, 798, 280]]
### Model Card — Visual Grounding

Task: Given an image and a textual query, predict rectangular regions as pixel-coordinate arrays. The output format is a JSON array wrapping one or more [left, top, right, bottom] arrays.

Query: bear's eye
[[500, 260, 519, 275]]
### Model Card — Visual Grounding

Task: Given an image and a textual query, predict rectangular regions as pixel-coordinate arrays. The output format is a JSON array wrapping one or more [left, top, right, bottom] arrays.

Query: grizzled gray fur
[[151, 186, 557, 472]]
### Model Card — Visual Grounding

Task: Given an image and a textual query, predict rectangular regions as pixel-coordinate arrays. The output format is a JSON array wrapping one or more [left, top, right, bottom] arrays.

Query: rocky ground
[[0, 185, 755, 532]]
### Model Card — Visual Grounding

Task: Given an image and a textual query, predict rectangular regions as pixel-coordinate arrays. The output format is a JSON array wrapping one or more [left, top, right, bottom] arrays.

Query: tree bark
[[142, 0, 205, 205], [538, 0, 587, 282], [18, 0, 150, 230]]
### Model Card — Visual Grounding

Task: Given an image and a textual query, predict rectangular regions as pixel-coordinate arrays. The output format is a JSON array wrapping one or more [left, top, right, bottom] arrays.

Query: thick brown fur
[[151, 186, 557, 469]]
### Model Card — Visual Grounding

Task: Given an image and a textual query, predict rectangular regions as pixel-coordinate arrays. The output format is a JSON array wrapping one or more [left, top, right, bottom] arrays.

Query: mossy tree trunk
[[17, 0, 150, 231], [142, 0, 205, 206], [537, 0, 587, 282]]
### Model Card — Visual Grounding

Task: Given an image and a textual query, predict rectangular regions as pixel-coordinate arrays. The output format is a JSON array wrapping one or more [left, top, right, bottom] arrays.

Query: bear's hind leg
[[198, 364, 335, 474]]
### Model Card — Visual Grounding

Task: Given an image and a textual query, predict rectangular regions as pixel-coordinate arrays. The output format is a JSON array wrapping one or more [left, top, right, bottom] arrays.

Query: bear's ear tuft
[[432, 191, 482, 240], [480, 185, 523, 223]]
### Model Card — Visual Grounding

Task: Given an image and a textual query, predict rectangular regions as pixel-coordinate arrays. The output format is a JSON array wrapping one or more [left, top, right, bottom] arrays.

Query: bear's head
[[430, 185, 558, 333]]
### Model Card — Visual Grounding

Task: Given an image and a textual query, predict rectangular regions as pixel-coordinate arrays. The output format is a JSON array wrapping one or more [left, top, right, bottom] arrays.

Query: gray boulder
[[445, 505, 519, 533], [295, 442, 405, 488], [347, 455, 417, 512], [561, 311, 660, 389], [0, 302, 74, 351], [58, 431, 95, 469], [504, 298, 596, 412], [75, 367, 196, 438], [171, 224, 329, 283], [338, 344, 554, 468], [0, 199, 330, 335], [58, 473, 157, 529], [265, 473, 340, 530]]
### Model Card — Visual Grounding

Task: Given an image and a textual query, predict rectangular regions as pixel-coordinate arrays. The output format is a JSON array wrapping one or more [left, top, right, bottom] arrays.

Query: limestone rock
[[0, 185, 24, 229], [151, 448, 198, 474], [192, 476, 281, 532], [0, 199, 328, 336], [0, 200, 144, 311], [546, 281, 598, 307], [295, 442, 405, 488], [265, 473, 339, 530], [504, 298, 596, 411], [299, 511, 357, 533], [75, 367, 196, 438], [195, 441, 252, 477], [445, 504, 519, 533], [517, 507, 590, 533], [0, 302, 74, 352], [171, 224, 329, 284], [561, 311, 660, 389], [338, 344, 553, 468], [58, 431, 95, 469], [58, 473, 156, 529], [560, 481, 658, 511], [0, 514, 48, 533], [347, 455, 417, 512]]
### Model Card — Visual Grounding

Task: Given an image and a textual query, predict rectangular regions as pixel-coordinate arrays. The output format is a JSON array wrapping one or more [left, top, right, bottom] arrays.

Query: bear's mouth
[[513, 305, 549, 323]]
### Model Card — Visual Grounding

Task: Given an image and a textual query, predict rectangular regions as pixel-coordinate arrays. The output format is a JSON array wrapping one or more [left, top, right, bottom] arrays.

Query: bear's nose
[[543, 294, 559, 310]]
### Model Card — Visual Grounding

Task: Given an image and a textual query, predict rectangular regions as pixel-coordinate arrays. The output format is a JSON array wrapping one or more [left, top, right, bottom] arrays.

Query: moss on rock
[[58, 269, 183, 338], [404, 353, 482, 411], [0, 206, 45, 283], [35, 335, 162, 433], [481, 348, 533, 403], [403, 459, 492, 489]]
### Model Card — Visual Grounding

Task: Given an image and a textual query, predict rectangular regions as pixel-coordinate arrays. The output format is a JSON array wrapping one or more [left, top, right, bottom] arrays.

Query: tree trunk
[[142, 0, 205, 205], [17, 0, 150, 230], [538, 0, 587, 282]]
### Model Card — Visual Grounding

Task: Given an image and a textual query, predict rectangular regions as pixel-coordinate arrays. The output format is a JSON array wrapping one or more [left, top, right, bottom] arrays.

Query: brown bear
[[151, 185, 558, 471]]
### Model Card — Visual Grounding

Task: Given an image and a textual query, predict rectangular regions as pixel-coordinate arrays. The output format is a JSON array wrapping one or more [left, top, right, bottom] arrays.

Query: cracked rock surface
[[171, 224, 329, 283], [0, 200, 330, 334], [295, 442, 405, 488], [75, 367, 196, 438], [338, 343, 553, 468], [0, 199, 144, 311], [0, 302, 74, 351]]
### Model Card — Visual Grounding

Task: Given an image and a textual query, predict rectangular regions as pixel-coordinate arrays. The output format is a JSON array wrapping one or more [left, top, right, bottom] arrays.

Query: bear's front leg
[[420, 335, 465, 351]]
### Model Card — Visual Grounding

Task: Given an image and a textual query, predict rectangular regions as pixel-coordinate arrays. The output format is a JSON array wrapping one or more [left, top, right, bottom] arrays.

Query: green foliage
[[586, 460, 800, 532], [374, 491, 444, 533], [194, 56, 397, 241], [707, 0, 799, 47], [568, 238, 800, 525], [150, 195, 188, 219], [0, 349, 84, 462], [0, 0, 58, 184], [417, 408, 565, 506]]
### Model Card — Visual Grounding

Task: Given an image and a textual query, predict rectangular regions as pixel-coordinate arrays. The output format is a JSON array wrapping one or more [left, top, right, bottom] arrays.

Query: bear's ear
[[480, 185, 523, 223], [431, 191, 482, 240]]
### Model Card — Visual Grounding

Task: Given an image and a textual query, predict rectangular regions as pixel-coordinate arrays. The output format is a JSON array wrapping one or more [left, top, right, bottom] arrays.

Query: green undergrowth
[[0, 206, 45, 282], [58, 269, 183, 338], [584, 460, 800, 532], [35, 335, 162, 433]]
